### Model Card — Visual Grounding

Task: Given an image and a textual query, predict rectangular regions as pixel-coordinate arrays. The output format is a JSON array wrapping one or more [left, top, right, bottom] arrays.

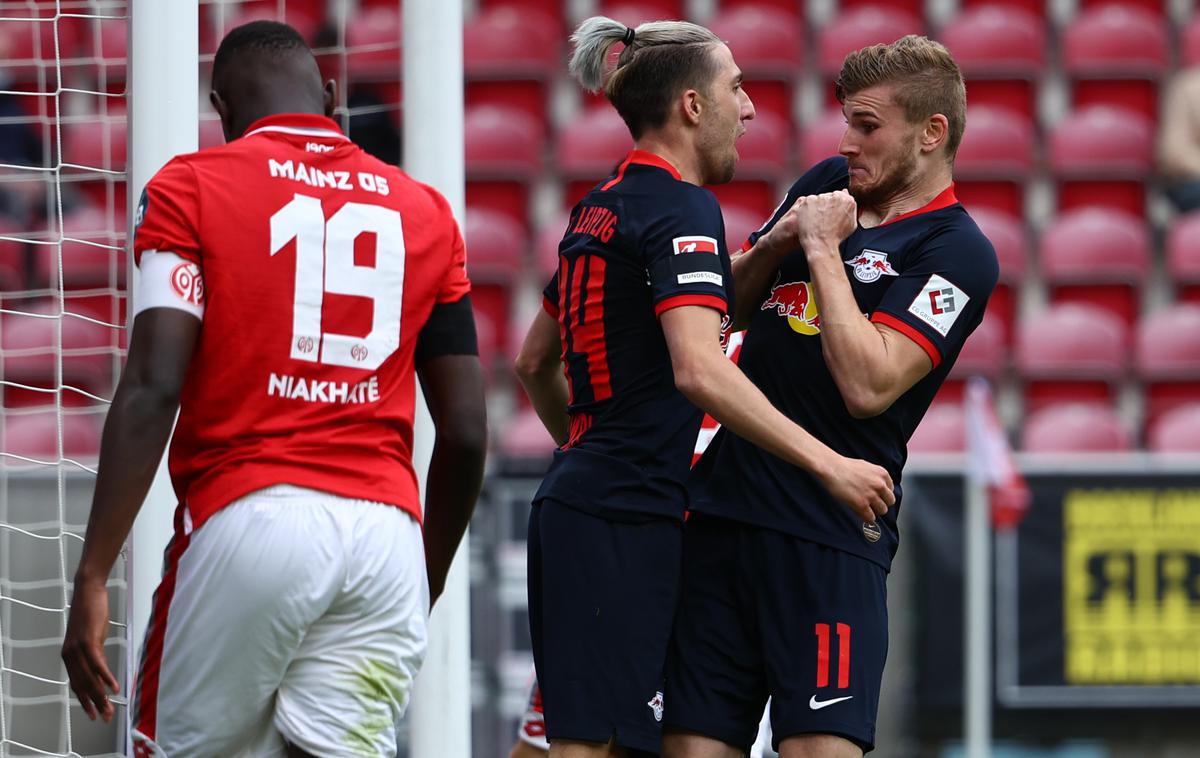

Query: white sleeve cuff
[[134, 250, 205, 321]]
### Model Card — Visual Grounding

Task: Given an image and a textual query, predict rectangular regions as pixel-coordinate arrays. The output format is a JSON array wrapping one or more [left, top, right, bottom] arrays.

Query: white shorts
[[131, 485, 429, 758]]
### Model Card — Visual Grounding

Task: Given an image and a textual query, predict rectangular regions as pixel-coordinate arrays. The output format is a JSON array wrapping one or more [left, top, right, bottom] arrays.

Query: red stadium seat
[[556, 107, 633, 209], [1147, 403, 1200, 453], [1038, 207, 1148, 327], [967, 208, 1025, 344], [500, 407, 558, 460], [959, 0, 1047, 17], [1, 410, 104, 466], [721, 205, 768, 255], [0, 299, 116, 406], [466, 105, 545, 230], [941, 314, 1006, 401], [1021, 402, 1132, 453], [343, 6, 402, 82], [1016, 304, 1128, 414], [907, 401, 966, 454], [708, 109, 791, 217], [940, 6, 1044, 120], [0, 9, 83, 85], [818, 7, 923, 100], [1167, 211, 1200, 303], [800, 108, 846, 169], [0, 220, 27, 292], [62, 115, 127, 171], [464, 207, 527, 284], [1135, 304, 1200, 430], [1063, 5, 1168, 120], [1049, 105, 1153, 216], [480, 0, 566, 29], [464, 5, 559, 126], [535, 211, 572, 281], [34, 204, 127, 291], [953, 106, 1034, 217], [1077, 0, 1166, 18], [1183, 14, 1200, 68], [709, 5, 804, 124], [598, 0, 685, 24]]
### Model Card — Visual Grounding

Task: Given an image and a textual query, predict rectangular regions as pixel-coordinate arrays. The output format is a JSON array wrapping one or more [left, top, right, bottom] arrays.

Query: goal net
[[0, 1, 403, 754]]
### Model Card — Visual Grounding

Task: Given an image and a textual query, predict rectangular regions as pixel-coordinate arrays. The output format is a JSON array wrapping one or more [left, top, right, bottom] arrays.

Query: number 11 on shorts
[[815, 622, 851, 689]]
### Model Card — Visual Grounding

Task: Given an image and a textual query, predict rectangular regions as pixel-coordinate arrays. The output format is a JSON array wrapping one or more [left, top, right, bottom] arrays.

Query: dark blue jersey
[[689, 157, 998, 569], [534, 150, 734, 521]]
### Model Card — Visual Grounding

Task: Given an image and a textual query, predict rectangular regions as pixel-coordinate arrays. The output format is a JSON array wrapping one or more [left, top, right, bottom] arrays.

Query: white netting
[[0, 1, 406, 755]]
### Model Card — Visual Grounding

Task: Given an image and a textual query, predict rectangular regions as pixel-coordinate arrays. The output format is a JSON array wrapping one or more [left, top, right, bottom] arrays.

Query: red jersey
[[133, 113, 470, 530]]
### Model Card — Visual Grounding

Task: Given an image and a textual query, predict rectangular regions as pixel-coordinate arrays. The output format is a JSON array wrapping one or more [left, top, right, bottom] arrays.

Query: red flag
[[964, 377, 1031, 529]]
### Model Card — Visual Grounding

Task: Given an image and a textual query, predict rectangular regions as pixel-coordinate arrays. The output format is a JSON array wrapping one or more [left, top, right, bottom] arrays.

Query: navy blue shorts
[[527, 500, 682, 755], [663, 513, 888, 754]]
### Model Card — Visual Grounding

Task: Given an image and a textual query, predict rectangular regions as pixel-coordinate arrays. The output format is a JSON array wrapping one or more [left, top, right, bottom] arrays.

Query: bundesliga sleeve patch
[[671, 235, 723, 285], [907, 273, 968, 337]]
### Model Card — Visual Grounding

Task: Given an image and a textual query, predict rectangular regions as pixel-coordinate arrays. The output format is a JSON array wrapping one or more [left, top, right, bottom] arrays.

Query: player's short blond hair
[[835, 35, 967, 162], [568, 16, 723, 139]]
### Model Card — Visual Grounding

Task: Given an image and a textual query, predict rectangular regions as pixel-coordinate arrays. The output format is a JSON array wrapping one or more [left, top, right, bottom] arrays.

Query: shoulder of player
[[636, 180, 721, 234], [907, 208, 1000, 281], [785, 156, 849, 198]]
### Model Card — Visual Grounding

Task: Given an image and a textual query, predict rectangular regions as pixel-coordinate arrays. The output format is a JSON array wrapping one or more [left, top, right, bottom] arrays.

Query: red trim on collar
[[877, 183, 958, 227], [241, 113, 346, 138], [601, 149, 683, 190]]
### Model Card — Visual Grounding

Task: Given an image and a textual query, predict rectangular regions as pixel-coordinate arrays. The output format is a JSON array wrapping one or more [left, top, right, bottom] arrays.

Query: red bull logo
[[762, 278, 821, 335], [845, 249, 898, 283]]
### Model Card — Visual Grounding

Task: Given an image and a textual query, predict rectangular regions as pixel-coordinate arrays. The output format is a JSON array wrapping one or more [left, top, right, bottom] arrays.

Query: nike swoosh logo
[[809, 695, 854, 710]]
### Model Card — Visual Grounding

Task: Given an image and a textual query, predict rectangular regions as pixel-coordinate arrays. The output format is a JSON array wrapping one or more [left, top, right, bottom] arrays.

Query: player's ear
[[323, 79, 337, 118], [681, 88, 703, 127], [921, 113, 948, 154]]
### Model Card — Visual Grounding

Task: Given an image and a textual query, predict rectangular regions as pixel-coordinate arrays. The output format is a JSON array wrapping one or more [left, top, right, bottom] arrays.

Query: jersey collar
[[623, 149, 683, 180], [876, 183, 959, 227], [242, 113, 349, 142]]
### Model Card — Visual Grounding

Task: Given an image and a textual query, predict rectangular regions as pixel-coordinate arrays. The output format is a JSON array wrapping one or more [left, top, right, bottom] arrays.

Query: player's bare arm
[[514, 308, 570, 446], [419, 352, 487, 607], [62, 308, 200, 722], [796, 190, 933, 418], [660, 305, 894, 522]]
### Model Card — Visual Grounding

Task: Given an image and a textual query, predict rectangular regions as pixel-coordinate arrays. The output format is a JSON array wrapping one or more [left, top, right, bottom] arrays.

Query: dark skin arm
[[417, 353, 488, 607], [62, 308, 200, 722]]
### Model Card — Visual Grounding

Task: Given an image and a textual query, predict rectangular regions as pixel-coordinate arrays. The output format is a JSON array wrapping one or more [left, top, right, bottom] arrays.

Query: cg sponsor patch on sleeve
[[906, 273, 968, 337]]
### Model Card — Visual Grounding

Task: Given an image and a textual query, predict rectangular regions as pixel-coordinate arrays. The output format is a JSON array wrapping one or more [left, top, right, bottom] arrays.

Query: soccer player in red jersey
[[61, 22, 487, 757]]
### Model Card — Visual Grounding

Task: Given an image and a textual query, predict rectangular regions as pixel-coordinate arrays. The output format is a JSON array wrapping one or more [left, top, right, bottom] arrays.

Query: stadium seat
[[0, 299, 116, 406], [941, 314, 1006, 402], [907, 401, 966, 454], [1167, 211, 1200, 304], [717, 0, 802, 17], [598, 0, 685, 24], [203, 1, 323, 55], [1063, 4, 1168, 120], [464, 5, 559, 127], [500, 406, 558, 461], [708, 5, 804, 124], [62, 115, 127, 171], [1183, 14, 1200, 68], [959, 0, 1047, 17], [952, 105, 1034, 217], [800, 108, 846, 169], [34, 204, 127, 292], [1049, 105, 1153, 216], [939, 6, 1043, 120], [1, 410, 104, 466], [1016, 303, 1128, 414], [1021, 402, 1132, 453], [1135, 304, 1200, 430], [464, 207, 528, 283], [1147, 403, 1200, 453], [1038, 207, 1149, 327], [0, 9, 83, 86], [1077, 0, 1166, 17], [343, 5, 402, 82], [480, 0, 566, 29], [466, 105, 545, 231], [0, 220, 26, 292], [708, 109, 791, 217], [967, 208, 1025, 344], [556, 107, 633, 209], [818, 7, 923, 102], [535, 212, 572, 281], [721, 204, 767, 254]]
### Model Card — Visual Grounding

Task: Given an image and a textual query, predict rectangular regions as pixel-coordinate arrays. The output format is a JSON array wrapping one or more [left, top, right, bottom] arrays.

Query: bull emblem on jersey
[[761, 277, 821, 335], [845, 249, 898, 283]]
